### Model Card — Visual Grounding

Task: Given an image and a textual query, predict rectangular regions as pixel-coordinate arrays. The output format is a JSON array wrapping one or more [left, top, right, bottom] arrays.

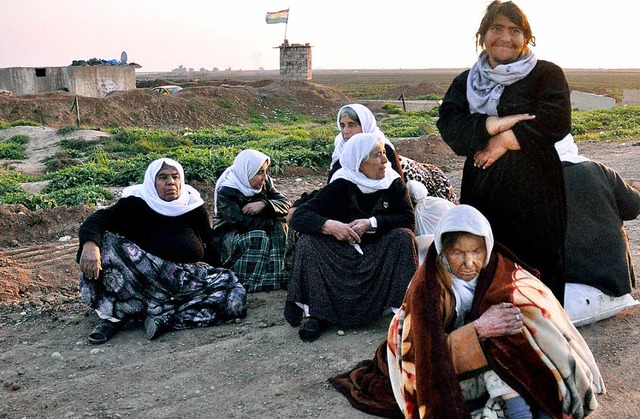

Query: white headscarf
[[214, 149, 270, 214], [554, 133, 590, 164], [330, 133, 400, 193], [434, 204, 494, 327], [330, 103, 395, 169], [434, 204, 494, 267], [408, 180, 457, 236], [466, 50, 538, 116], [122, 157, 204, 217]]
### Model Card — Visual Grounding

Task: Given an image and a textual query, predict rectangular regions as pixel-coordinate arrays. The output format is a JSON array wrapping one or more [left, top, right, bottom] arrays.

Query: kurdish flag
[[266, 9, 289, 24]]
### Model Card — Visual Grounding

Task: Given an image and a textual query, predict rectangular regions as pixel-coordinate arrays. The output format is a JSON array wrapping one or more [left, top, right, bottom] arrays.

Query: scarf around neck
[[466, 49, 538, 116]]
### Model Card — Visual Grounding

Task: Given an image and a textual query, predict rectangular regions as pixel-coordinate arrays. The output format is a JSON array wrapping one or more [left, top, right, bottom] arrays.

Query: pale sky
[[0, 0, 637, 72]]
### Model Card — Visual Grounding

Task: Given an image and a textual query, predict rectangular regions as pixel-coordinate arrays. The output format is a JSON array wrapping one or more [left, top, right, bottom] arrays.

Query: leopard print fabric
[[399, 155, 458, 203]]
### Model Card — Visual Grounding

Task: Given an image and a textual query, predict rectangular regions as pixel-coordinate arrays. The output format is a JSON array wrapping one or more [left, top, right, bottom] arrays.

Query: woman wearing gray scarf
[[437, 0, 569, 304]]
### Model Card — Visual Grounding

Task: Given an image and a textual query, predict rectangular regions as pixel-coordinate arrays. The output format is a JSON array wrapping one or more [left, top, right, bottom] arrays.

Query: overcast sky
[[1, 0, 637, 72]]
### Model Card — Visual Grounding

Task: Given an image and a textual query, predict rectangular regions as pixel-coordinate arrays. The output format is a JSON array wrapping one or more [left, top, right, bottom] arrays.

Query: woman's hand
[[474, 302, 523, 341], [285, 206, 296, 224], [473, 130, 521, 169], [321, 219, 361, 243], [79, 241, 102, 280], [485, 114, 535, 136], [347, 218, 372, 237], [242, 201, 266, 216]]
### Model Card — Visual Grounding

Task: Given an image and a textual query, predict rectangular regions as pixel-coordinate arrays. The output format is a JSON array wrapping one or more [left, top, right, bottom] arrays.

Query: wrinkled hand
[[486, 114, 535, 136], [473, 131, 521, 169], [242, 201, 266, 216], [347, 218, 371, 237], [321, 219, 361, 243], [79, 241, 101, 280], [474, 302, 523, 340]]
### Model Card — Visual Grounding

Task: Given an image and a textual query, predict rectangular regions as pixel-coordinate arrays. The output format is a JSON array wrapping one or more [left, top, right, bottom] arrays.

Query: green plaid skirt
[[220, 221, 288, 293]]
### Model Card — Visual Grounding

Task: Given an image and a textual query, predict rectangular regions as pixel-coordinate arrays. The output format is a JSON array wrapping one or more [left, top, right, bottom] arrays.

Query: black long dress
[[437, 60, 569, 304], [285, 178, 418, 327]]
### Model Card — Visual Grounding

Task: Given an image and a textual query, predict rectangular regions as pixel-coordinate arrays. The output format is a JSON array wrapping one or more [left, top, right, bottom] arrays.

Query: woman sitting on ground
[[213, 149, 292, 293], [555, 134, 640, 325], [285, 133, 419, 342], [330, 204, 605, 418], [78, 157, 247, 344]]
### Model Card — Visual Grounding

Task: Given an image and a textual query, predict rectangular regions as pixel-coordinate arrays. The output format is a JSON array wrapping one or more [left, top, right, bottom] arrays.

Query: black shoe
[[88, 319, 124, 345], [298, 318, 328, 342], [144, 315, 168, 340]]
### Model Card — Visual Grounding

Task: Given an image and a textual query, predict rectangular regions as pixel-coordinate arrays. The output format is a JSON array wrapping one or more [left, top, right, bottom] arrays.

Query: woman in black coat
[[436, 0, 568, 304], [213, 149, 291, 293]]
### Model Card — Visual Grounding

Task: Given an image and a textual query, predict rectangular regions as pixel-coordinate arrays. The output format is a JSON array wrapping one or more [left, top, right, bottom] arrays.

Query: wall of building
[[570, 91, 616, 111], [0, 66, 137, 97], [279, 43, 312, 81], [622, 89, 640, 105], [72, 66, 137, 97]]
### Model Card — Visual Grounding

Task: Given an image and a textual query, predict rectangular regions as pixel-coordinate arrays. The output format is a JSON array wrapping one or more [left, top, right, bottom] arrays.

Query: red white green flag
[[265, 9, 289, 24]]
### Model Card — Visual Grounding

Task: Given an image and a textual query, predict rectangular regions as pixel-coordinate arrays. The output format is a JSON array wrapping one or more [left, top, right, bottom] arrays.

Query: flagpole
[[284, 7, 289, 42]]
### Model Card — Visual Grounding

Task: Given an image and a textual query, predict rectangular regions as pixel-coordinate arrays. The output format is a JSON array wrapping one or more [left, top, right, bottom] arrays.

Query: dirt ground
[[1, 86, 640, 418]]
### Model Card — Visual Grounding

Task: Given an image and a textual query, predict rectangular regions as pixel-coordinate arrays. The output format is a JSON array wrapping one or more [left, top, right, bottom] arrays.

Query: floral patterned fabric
[[81, 232, 247, 331]]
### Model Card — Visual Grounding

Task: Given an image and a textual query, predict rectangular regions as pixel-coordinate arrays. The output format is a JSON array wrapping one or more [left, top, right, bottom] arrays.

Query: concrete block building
[[279, 41, 312, 81]]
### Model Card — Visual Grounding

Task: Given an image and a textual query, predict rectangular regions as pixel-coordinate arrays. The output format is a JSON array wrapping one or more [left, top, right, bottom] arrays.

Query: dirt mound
[[0, 80, 353, 129], [0, 204, 93, 247], [393, 134, 460, 172]]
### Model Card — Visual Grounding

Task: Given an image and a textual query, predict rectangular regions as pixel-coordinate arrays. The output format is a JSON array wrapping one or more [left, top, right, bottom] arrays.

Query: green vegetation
[[56, 125, 78, 135], [1, 105, 638, 209], [415, 94, 442, 101], [572, 105, 640, 141], [0, 119, 39, 129], [0, 134, 29, 159]]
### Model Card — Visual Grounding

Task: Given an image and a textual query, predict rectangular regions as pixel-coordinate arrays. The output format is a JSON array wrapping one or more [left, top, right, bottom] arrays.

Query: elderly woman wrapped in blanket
[[78, 157, 247, 344], [330, 204, 605, 418]]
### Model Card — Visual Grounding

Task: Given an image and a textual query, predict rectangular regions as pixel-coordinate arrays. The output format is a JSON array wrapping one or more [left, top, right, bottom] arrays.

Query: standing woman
[[78, 157, 246, 344], [213, 149, 292, 293], [436, 0, 569, 303]]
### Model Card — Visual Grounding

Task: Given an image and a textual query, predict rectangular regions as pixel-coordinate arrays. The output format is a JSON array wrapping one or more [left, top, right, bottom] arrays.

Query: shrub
[[42, 152, 82, 173], [0, 134, 29, 159], [381, 103, 403, 114], [414, 94, 442, 100], [9, 119, 39, 127], [56, 125, 77, 135], [0, 191, 57, 211], [47, 185, 113, 206]]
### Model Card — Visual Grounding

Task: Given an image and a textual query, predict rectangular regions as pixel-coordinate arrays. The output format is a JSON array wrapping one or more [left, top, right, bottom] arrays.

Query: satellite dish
[[120, 51, 128, 64]]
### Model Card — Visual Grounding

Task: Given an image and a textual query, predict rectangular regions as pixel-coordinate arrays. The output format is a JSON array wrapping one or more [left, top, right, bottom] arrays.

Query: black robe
[[437, 60, 568, 304]]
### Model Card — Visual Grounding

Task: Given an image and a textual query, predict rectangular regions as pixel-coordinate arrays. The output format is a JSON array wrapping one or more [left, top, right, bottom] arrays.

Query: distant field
[[138, 68, 640, 101]]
